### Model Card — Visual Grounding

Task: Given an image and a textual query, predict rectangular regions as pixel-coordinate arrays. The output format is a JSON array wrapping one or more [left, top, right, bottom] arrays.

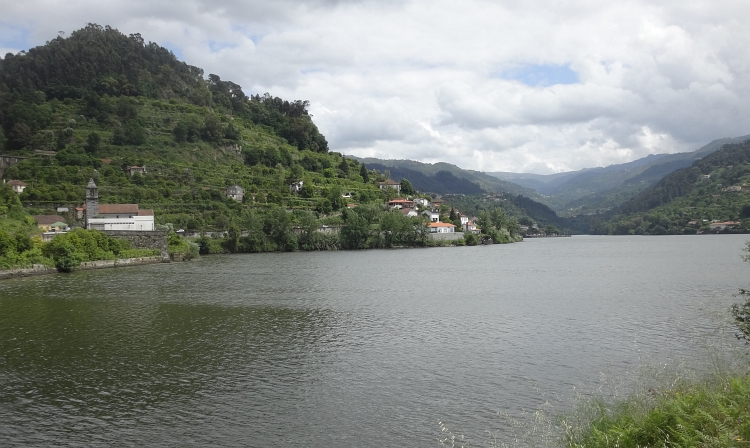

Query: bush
[[464, 233, 479, 246]]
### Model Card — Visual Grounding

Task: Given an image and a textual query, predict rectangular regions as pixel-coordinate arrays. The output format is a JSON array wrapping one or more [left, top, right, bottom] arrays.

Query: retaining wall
[[0, 256, 165, 280], [428, 231, 465, 241], [104, 230, 169, 260]]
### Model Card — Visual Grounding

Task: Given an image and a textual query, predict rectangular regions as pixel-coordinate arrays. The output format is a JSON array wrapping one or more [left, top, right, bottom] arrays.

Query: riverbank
[[0, 256, 166, 280]]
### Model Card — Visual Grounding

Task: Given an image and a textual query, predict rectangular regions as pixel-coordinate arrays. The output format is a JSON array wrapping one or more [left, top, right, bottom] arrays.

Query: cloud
[[2, 0, 750, 173]]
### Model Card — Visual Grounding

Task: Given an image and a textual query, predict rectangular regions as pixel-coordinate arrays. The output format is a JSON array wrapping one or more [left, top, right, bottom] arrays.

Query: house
[[387, 198, 415, 209], [723, 186, 742, 192], [75, 207, 84, 220], [702, 174, 711, 179], [226, 184, 245, 202], [459, 214, 469, 227], [378, 179, 401, 192], [413, 198, 430, 208], [84, 179, 155, 231], [464, 220, 478, 233], [400, 208, 418, 217], [7, 180, 27, 194], [33, 215, 68, 232], [709, 221, 741, 231], [56, 207, 69, 213], [686, 220, 699, 226], [431, 198, 445, 208], [422, 210, 440, 222], [127, 166, 147, 176], [519, 225, 529, 232], [290, 180, 304, 193], [429, 222, 456, 233]]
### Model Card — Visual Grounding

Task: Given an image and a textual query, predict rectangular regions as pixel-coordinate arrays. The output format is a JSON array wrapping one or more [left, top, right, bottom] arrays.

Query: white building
[[7, 179, 27, 194], [226, 184, 245, 202], [290, 180, 304, 193], [378, 179, 401, 192], [87, 204, 155, 231], [429, 222, 456, 233], [85, 179, 155, 231], [422, 210, 440, 222]]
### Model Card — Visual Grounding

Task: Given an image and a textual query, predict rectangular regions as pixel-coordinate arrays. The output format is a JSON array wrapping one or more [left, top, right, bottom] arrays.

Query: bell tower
[[85, 178, 99, 227]]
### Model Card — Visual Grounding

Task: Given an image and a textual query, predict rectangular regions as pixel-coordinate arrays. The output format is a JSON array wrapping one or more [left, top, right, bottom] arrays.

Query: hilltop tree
[[400, 178, 415, 195]]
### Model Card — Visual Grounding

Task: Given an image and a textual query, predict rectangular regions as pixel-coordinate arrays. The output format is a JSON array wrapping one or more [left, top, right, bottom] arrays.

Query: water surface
[[1, 235, 748, 446]]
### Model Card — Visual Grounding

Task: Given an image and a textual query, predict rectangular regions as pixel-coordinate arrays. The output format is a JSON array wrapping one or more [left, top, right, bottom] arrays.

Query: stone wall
[[428, 231, 465, 241], [0, 256, 164, 280], [104, 230, 169, 260]]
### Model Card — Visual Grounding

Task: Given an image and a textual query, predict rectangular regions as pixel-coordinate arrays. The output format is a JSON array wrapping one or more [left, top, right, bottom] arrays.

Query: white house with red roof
[[429, 222, 456, 233]]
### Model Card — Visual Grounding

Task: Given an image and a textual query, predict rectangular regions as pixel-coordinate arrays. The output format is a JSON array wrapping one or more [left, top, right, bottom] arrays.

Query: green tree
[[360, 164, 370, 183], [123, 120, 147, 145], [341, 210, 370, 249], [84, 131, 102, 153], [45, 238, 82, 272], [477, 210, 492, 234], [400, 178, 415, 195], [339, 156, 350, 176], [490, 208, 507, 230]]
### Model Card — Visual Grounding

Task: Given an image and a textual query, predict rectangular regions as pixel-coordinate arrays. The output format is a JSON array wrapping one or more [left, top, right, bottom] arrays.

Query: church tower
[[85, 178, 98, 227]]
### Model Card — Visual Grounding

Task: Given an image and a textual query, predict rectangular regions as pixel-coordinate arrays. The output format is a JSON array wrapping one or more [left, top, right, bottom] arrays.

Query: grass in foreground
[[563, 374, 750, 448]]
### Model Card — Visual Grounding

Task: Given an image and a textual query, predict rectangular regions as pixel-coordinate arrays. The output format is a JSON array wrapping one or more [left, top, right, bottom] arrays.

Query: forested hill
[[593, 140, 750, 235], [0, 23, 328, 154], [365, 163, 484, 195], [0, 24, 395, 248]]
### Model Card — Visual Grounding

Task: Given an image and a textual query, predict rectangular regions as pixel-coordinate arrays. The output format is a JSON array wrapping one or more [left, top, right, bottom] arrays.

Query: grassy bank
[[562, 373, 750, 448]]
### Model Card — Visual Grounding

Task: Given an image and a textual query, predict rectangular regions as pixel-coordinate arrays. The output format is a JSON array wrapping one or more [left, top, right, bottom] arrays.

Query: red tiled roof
[[101, 159, 112, 164], [98, 204, 140, 214], [7, 180, 27, 186], [33, 215, 67, 225], [429, 222, 455, 227], [379, 179, 399, 185], [388, 199, 413, 203], [137, 209, 154, 216]]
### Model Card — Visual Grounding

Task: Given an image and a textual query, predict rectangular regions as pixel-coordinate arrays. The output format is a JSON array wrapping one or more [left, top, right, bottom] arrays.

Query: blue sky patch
[[161, 42, 184, 61], [0, 22, 32, 54], [496, 64, 579, 86]]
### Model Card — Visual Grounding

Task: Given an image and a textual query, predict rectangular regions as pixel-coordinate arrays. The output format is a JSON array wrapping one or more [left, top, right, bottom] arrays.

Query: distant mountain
[[593, 139, 750, 235], [487, 134, 750, 213], [349, 156, 555, 204]]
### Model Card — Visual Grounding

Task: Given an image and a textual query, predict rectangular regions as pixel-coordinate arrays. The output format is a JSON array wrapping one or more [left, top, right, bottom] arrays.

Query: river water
[[1, 235, 748, 446]]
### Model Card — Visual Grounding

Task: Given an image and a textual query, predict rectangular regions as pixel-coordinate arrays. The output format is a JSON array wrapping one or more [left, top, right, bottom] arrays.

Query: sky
[[2, 0, 750, 174]]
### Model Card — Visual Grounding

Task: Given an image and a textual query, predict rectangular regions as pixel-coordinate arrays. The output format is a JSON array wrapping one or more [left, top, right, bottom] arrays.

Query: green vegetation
[[0, 228, 159, 271], [563, 376, 750, 448], [594, 141, 750, 235]]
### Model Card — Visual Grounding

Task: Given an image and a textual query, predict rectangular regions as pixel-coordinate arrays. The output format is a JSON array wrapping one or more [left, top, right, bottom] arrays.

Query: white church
[[85, 179, 155, 231]]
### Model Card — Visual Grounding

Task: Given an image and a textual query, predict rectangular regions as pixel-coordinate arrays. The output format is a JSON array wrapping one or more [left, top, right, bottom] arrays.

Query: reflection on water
[[1, 235, 748, 446]]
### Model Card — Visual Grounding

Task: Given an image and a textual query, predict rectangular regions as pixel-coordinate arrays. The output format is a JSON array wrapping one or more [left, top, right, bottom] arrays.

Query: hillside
[[488, 134, 750, 214], [0, 25, 408, 248], [592, 140, 750, 235], [349, 156, 556, 205]]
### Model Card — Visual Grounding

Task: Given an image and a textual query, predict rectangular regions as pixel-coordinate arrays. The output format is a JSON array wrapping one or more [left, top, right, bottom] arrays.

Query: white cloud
[[2, 0, 750, 173]]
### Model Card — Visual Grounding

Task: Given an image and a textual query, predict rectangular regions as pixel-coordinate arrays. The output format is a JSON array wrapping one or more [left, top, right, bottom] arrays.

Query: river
[[1, 235, 748, 446]]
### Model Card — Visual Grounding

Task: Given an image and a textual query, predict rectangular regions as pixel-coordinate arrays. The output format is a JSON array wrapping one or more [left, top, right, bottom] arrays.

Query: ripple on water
[[0, 235, 747, 446]]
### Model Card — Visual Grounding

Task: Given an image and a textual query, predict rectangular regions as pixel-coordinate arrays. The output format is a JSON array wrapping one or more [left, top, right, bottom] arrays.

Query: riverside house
[[429, 222, 456, 233]]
